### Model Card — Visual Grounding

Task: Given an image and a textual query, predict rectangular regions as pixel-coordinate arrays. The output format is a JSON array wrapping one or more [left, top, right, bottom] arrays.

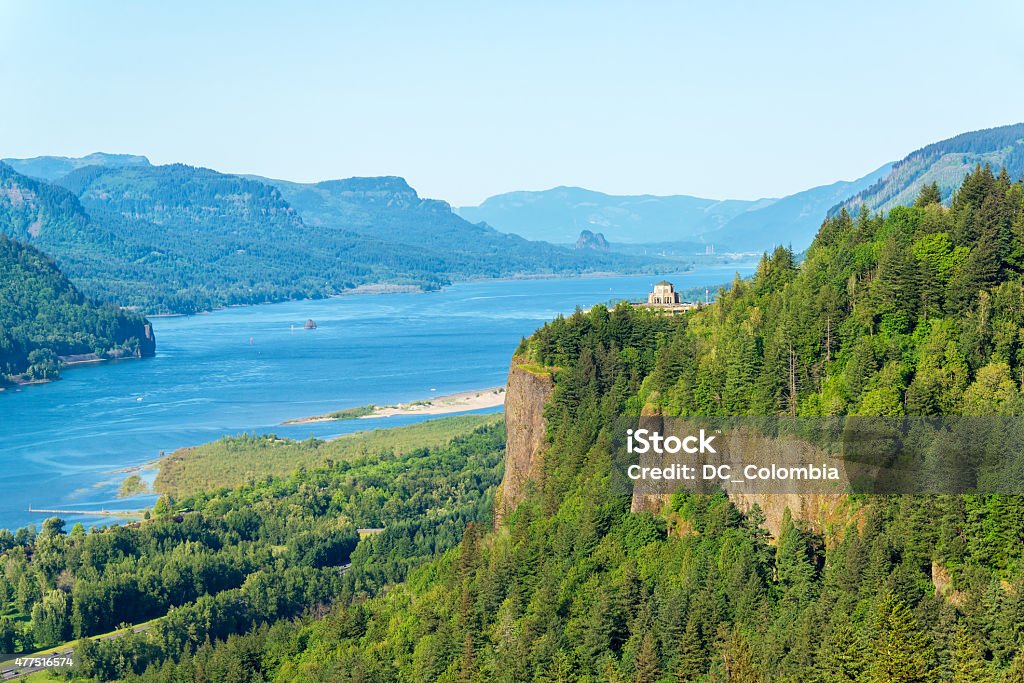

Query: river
[[0, 264, 756, 531]]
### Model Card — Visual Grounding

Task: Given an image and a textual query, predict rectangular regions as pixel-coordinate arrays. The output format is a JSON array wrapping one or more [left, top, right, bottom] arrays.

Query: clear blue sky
[[1, 1, 1022, 205]]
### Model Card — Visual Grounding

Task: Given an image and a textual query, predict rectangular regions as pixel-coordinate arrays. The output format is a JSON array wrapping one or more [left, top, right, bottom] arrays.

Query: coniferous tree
[[634, 631, 661, 683], [865, 592, 936, 683], [950, 624, 992, 683], [915, 181, 942, 207]]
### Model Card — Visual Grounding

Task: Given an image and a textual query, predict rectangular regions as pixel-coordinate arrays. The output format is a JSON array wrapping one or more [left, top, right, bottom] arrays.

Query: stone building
[[647, 281, 680, 305], [637, 280, 698, 314]]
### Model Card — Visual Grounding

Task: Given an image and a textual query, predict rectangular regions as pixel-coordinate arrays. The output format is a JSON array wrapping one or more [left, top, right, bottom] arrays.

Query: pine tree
[[950, 624, 991, 683], [635, 631, 661, 683], [865, 592, 936, 683], [775, 510, 817, 602], [674, 619, 706, 682], [815, 620, 863, 682], [459, 632, 476, 683], [718, 625, 762, 683], [914, 181, 942, 207]]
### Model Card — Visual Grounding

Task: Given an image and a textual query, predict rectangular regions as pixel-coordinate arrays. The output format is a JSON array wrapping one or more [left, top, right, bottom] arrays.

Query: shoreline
[[283, 386, 507, 425], [127, 264, 734, 318]]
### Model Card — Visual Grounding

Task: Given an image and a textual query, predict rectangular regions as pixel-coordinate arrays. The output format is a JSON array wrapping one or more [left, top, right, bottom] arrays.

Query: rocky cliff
[[499, 364, 853, 540], [628, 409, 853, 539], [494, 356, 555, 526], [575, 229, 609, 251]]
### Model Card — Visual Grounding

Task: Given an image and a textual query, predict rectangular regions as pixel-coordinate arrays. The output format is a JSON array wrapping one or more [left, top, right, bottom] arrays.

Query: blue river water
[[0, 265, 755, 532]]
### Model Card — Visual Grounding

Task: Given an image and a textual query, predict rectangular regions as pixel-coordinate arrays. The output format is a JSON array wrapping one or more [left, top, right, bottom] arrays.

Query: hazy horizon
[[2, 1, 1022, 205]]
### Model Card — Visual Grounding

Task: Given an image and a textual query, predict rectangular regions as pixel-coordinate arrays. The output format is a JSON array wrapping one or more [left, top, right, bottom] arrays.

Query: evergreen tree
[[950, 624, 991, 683], [634, 631, 661, 683], [717, 625, 762, 683], [865, 592, 936, 683], [674, 619, 706, 682], [915, 181, 942, 207], [815, 620, 863, 682]]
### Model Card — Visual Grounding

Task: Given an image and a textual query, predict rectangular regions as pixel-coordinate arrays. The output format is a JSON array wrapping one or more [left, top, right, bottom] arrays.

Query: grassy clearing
[[153, 413, 504, 498], [515, 362, 556, 377], [326, 404, 377, 420]]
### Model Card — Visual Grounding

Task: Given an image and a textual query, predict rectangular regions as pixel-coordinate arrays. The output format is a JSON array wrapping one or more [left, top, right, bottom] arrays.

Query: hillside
[[0, 160, 657, 314], [0, 234, 154, 385], [258, 175, 652, 276], [836, 122, 1024, 214], [456, 165, 889, 252], [707, 163, 891, 252], [44, 166, 1024, 682]]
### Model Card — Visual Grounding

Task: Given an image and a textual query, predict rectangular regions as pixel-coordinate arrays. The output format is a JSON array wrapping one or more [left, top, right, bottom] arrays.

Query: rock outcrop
[[628, 410, 852, 540], [575, 229, 609, 251], [499, 365, 854, 540], [494, 356, 555, 527]]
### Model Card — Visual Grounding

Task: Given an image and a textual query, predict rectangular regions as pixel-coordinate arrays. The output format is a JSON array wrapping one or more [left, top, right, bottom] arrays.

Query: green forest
[[3, 167, 1024, 682], [0, 161, 654, 315], [0, 234, 154, 385], [0, 422, 504, 676]]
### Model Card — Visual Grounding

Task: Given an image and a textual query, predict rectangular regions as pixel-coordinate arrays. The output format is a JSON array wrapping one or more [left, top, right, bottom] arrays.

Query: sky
[[1, 1, 1022, 206]]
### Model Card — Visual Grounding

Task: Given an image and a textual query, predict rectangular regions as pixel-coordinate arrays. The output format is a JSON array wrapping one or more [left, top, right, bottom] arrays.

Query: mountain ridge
[[1, 152, 150, 182], [834, 121, 1024, 215], [0, 161, 659, 313], [456, 164, 891, 252]]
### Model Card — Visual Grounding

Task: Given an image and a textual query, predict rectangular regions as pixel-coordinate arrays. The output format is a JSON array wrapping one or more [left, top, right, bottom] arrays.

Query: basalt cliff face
[[494, 356, 554, 527], [628, 412, 850, 539], [499, 365, 851, 539]]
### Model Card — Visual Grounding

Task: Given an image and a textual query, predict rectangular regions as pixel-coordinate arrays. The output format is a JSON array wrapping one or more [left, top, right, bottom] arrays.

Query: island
[[282, 386, 506, 425]]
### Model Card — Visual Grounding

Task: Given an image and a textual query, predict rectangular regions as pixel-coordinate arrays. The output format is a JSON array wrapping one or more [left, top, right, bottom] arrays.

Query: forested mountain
[[837, 122, 1024, 215], [1, 152, 150, 182], [13, 166, 1022, 681], [258, 175, 648, 274], [0, 161, 655, 314], [0, 235, 154, 385], [456, 164, 889, 252]]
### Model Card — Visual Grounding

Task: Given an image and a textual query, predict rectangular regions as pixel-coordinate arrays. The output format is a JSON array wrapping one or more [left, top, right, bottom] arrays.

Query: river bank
[[0, 265, 758, 533]]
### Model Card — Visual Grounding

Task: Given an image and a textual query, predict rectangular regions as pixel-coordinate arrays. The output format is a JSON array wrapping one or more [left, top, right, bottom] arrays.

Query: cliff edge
[[499, 362, 852, 539], [494, 356, 555, 527]]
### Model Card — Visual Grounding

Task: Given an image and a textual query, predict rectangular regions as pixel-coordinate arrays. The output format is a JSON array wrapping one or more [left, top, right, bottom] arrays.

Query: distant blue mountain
[[457, 165, 891, 253], [1, 152, 150, 182], [709, 164, 892, 252], [0, 158, 660, 314], [457, 187, 768, 245]]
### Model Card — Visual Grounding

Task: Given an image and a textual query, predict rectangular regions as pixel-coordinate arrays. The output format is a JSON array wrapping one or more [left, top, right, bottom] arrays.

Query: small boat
[[303, 319, 317, 330]]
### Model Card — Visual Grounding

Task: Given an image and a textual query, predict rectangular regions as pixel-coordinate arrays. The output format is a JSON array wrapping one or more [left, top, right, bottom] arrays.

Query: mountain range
[[0, 160, 654, 314], [3, 122, 1021, 315], [2, 152, 151, 182], [456, 165, 891, 252], [459, 122, 1024, 254]]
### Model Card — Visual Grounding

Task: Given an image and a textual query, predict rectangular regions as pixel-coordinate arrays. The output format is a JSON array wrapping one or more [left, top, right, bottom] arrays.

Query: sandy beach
[[283, 386, 506, 425]]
